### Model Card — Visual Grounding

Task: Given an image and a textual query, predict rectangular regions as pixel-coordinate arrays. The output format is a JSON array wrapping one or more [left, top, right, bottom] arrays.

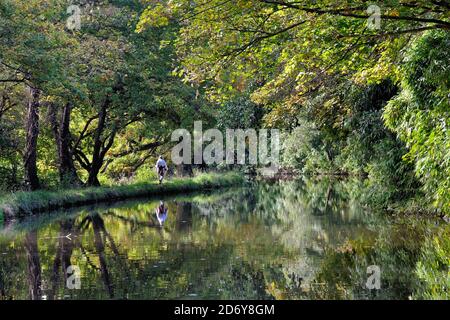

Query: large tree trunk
[[23, 87, 40, 190], [59, 103, 81, 185], [87, 97, 117, 187], [84, 82, 123, 187], [49, 103, 82, 186], [87, 99, 108, 187]]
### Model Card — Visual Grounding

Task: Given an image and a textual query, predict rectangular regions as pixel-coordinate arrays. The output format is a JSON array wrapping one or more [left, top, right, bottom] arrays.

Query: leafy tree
[[64, 0, 213, 185], [139, 0, 449, 211], [0, 0, 75, 189], [384, 30, 450, 213], [0, 0, 213, 189], [139, 0, 449, 106]]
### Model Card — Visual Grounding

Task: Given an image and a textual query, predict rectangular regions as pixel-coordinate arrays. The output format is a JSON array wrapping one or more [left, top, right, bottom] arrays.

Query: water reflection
[[0, 179, 446, 300], [25, 230, 42, 300], [156, 201, 169, 227], [49, 219, 76, 300]]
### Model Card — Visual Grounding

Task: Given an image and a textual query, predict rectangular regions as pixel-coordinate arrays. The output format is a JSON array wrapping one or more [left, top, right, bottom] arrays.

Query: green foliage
[[0, 85, 26, 191], [281, 119, 333, 173], [127, 165, 158, 184], [216, 94, 265, 131], [334, 81, 418, 206], [0, 0, 215, 189], [384, 30, 450, 213], [281, 80, 418, 208], [139, 0, 448, 111], [137, 1, 448, 213]]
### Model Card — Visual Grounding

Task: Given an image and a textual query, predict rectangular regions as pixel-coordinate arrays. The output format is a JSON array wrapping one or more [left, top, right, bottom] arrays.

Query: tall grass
[[0, 172, 244, 220]]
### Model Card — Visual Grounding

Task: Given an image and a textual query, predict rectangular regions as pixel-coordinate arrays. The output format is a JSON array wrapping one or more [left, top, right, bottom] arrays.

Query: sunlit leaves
[[384, 30, 450, 213]]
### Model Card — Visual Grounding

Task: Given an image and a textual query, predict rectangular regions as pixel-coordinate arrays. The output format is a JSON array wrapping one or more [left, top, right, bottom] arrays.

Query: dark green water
[[0, 179, 448, 300]]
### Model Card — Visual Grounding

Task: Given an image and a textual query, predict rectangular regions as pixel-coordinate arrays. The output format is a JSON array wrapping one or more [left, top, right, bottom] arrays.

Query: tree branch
[[73, 115, 99, 150], [260, 0, 450, 28]]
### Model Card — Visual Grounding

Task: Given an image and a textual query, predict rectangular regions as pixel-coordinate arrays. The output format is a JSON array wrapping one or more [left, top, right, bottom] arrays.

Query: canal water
[[0, 178, 446, 299]]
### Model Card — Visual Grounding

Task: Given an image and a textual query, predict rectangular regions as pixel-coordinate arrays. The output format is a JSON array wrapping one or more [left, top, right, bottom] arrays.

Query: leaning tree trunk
[[23, 87, 40, 190], [86, 82, 123, 187]]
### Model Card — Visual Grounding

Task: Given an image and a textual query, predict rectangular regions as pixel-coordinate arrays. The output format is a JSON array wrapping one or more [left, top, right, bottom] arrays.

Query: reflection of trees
[[212, 178, 380, 294], [92, 200, 282, 299], [0, 180, 405, 300], [225, 261, 271, 299], [286, 180, 373, 287], [304, 217, 433, 300], [49, 219, 75, 300], [24, 230, 41, 300], [91, 214, 114, 298], [175, 202, 192, 233], [76, 213, 131, 298], [103, 211, 160, 229]]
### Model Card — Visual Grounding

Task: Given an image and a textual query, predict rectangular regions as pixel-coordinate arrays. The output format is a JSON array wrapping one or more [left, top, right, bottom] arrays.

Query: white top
[[156, 158, 167, 168], [156, 208, 168, 226]]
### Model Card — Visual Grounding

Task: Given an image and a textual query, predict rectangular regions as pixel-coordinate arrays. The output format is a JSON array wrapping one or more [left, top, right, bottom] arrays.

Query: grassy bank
[[0, 172, 244, 221]]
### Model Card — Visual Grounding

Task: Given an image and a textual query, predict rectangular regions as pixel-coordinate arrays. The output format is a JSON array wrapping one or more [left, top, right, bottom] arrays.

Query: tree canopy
[[138, 0, 449, 213]]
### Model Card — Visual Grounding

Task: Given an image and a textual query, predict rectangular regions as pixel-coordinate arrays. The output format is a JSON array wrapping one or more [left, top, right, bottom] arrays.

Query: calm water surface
[[0, 179, 444, 300]]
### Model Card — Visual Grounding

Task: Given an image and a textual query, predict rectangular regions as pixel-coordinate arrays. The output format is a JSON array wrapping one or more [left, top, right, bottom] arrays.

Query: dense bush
[[281, 79, 418, 208], [384, 30, 450, 214], [281, 118, 334, 174]]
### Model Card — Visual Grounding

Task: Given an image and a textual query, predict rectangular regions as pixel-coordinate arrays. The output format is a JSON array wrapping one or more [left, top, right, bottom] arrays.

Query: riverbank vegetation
[[0, 172, 243, 220], [0, 1, 448, 216]]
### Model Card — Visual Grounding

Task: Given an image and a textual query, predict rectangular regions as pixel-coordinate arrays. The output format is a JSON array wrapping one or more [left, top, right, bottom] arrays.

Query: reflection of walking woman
[[155, 201, 168, 226]]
